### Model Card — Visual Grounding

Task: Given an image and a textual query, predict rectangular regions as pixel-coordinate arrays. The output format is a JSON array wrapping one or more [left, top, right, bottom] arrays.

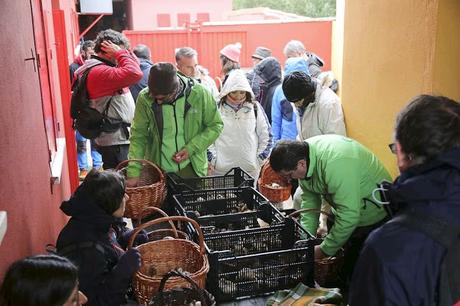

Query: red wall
[[0, 0, 78, 276], [124, 19, 332, 80], [128, 0, 233, 30]]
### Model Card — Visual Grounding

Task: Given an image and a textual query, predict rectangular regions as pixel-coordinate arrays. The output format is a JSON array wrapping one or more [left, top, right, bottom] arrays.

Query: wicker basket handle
[[133, 207, 179, 238], [127, 216, 206, 256], [158, 269, 200, 293], [115, 159, 165, 181], [287, 208, 333, 219]]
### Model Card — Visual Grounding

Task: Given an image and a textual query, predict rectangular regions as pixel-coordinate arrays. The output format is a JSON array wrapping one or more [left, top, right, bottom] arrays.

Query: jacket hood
[[74, 54, 85, 66], [139, 58, 153, 70], [307, 53, 324, 67], [218, 69, 255, 100], [60, 184, 117, 232], [254, 57, 282, 86], [284, 57, 310, 76], [388, 148, 460, 215]]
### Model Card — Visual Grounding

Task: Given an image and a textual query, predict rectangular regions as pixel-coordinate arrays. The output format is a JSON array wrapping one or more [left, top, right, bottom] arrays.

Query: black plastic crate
[[197, 203, 284, 235], [166, 167, 254, 195], [173, 187, 270, 217], [205, 218, 314, 301], [173, 187, 282, 238]]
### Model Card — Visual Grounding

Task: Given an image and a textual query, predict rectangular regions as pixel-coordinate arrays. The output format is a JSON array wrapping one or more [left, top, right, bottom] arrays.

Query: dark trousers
[[328, 216, 389, 290], [97, 144, 130, 170]]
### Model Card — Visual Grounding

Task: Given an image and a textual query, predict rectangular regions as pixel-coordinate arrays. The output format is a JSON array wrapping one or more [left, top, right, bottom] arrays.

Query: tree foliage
[[233, 0, 336, 18]]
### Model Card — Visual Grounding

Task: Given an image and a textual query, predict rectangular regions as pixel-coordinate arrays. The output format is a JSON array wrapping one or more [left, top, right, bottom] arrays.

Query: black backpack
[[70, 64, 129, 139], [392, 210, 460, 305]]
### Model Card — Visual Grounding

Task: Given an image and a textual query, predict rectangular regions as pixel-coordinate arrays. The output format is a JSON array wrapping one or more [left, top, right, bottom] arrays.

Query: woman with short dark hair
[[0, 254, 87, 306], [349, 95, 460, 305], [56, 169, 145, 306]]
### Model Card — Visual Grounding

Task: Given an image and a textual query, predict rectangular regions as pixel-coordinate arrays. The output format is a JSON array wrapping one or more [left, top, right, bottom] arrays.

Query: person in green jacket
[[269, 135, 391, 287], [127, 62, 223, 186]]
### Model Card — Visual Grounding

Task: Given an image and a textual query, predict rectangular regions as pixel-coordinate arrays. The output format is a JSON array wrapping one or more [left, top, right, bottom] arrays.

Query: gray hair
[[283, 40, 306, 58], [133, 44, 151, 60], [175, 47, 198, 62]]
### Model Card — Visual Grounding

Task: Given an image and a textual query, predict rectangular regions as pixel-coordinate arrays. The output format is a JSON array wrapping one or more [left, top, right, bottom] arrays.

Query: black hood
[[254, 57, 282, 86], [388, 148, 460, 223], [60, 184, 117, 232]]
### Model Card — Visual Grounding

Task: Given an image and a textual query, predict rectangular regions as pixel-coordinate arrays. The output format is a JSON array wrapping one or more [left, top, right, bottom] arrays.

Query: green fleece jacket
[[299, 135, 391, 256], [127, 75, 223, 177]]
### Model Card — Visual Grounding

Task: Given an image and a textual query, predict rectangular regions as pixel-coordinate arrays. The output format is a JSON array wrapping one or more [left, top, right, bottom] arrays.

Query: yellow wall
[[336, 0, 442, 177], [433, 0, 460, 101]]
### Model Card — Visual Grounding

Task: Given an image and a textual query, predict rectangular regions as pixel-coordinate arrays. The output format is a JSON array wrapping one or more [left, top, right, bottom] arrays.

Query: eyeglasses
[[388, 143, 397, 154]]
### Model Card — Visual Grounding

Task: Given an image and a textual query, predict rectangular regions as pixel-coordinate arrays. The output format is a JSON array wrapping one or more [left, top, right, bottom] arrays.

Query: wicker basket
[[314, 249, 344, 287], [149, 269, 216, 306], [135, 207, 189, 241], [257, 162, 291, 203], [116, 159, 167, 219], [128, 216, 209, 306], [288, 208, 344, 287]]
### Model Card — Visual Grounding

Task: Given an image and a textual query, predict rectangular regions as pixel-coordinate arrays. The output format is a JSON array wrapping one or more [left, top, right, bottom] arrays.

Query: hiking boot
[[79, 169, 89, 181]]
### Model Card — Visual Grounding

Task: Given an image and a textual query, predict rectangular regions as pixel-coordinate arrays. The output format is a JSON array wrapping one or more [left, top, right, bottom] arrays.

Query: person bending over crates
[[269, 135, 391, 289], [126, 62, 223, 185]]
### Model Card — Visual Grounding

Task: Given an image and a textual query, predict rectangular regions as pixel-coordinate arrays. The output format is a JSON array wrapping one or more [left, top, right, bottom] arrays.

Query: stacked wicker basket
[[116, 160, 209, 305]]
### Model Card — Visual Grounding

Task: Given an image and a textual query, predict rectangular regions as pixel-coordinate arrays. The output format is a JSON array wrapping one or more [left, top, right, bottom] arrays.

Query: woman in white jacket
[[209, 69, 273, 181]]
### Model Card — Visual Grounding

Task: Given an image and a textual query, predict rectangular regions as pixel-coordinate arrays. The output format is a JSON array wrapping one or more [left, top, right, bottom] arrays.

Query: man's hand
[[314, 245, 327, 261], [207, 163, 215, 175], [126, 177, 139, 188], [316, 225, 328, 238], [100, 40, 121, 58], [172, 149, 189, 164]]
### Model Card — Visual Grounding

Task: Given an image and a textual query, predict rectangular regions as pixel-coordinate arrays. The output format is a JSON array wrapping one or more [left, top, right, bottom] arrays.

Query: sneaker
[[79, 169, 89, 181]]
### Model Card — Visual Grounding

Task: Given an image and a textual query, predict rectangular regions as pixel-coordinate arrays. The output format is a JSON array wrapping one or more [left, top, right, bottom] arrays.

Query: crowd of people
[[1, 28, 459, 306]]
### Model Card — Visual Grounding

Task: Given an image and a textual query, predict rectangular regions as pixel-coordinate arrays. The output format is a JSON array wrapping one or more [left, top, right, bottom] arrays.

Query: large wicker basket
[[116, 159, 167, 220], [128, 216, 209, 306], [257, 161, 291, 203], [288, 208, 344, 287]]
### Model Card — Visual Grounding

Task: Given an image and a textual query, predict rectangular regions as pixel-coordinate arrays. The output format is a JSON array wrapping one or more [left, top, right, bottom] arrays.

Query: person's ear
[[395, 141, 412, 172], [298, 159, 307, 169]]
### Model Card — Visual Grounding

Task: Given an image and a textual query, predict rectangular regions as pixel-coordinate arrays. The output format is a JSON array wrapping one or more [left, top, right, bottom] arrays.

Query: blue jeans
[[76, 130, 102, 170]]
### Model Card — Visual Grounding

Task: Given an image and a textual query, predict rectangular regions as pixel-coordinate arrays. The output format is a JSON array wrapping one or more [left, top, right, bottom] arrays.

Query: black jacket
[[56, 186, 130, 306], [253, 57, 281, 123], [349, 148, 460, 306]]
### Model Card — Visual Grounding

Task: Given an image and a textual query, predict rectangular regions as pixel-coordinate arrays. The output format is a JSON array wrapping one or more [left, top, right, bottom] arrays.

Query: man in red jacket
[[74, 29, 143, 169]]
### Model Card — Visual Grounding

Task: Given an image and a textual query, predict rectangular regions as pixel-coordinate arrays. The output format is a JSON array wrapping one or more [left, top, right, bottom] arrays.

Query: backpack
[[392, 210, 460, 305], [71, 64, 129, 139]]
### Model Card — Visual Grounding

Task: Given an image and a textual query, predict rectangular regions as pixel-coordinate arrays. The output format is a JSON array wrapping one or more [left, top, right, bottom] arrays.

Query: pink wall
[[128, 0, 233, 30], [0, 0, 77, 276], [52, 0, 80, 62], [124, 19, 332, 80]]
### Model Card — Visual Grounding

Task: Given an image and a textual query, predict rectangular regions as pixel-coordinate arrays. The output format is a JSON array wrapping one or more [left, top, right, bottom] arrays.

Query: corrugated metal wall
[[124, 19, 332, 79]]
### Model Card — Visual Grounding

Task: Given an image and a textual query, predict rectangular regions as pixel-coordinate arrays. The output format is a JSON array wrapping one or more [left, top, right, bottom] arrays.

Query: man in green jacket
[[127, 62, 223, 185], [269, 135, 391, 287]]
